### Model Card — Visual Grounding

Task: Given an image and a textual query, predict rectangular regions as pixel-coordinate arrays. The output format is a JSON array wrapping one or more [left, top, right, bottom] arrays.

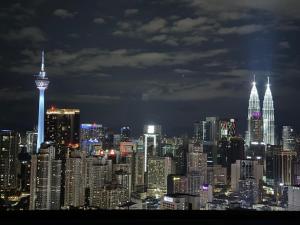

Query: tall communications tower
[[35, 51, 49, 152]]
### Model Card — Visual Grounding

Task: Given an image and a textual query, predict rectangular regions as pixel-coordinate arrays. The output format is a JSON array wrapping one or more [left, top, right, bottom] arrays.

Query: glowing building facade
[[263, 77, 275, 145], [35, 51, 49, 152], [246, 77, 260, 146]]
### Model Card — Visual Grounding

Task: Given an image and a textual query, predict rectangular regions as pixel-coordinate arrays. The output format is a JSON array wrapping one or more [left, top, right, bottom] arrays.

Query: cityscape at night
[[1, 0, 300, 214]]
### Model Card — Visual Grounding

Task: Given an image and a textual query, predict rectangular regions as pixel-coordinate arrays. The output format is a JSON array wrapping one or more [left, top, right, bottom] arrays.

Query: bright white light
[[164, 196, 173, 203], [147, 125, 155, 134]]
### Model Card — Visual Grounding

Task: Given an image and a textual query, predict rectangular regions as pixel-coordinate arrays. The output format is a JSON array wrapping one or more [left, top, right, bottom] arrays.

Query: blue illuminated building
[[35, 51, 49, 153]]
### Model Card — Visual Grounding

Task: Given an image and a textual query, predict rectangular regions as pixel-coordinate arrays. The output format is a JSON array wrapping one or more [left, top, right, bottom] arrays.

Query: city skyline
[[0, 0, 300, 136]]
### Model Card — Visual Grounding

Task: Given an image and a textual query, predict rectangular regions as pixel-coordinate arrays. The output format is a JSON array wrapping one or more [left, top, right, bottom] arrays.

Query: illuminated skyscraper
[[45, 108, 80, 149], [263, 77, 275, 145], [35, 51, 49, 152], [0, 130, 20, 197], [282, 126, 296, 151], [29, 143, 62, 210], [246, 76, 260, 146]]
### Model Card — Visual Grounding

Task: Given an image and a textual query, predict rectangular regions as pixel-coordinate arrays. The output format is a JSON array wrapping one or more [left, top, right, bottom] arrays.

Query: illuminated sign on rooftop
[[147, 125, 155, 134]]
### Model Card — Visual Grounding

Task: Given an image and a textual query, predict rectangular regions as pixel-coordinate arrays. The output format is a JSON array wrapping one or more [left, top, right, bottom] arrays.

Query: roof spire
[[41, 50, 45, 72], [253, 74, 256, 85], [267, 76, 270, 86]]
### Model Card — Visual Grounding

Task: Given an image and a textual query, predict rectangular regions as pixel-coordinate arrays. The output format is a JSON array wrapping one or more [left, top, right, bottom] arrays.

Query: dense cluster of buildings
[[0, 52, 300, 211]]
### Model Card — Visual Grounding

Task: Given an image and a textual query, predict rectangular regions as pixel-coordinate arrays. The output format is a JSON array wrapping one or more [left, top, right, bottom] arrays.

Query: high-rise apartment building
[[147, 156, 175, 197], [29, 143, 62, 210], [0, 130, 20, 198], [45, 108, 80, 150], [64, 151, 85, 207]]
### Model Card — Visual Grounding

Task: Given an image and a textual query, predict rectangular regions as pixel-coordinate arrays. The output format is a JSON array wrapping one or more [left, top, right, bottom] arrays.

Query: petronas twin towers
[[247, 76, 275, 146]]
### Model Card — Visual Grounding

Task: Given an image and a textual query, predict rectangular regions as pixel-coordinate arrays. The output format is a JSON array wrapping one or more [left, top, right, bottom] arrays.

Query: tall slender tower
[[263, 77, 275, 145], [35, 51, 49, 152], [246, 76, 260, 145]]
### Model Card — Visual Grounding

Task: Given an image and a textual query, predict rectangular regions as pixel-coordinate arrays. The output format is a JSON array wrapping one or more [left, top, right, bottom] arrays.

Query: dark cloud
[[0, 0, 299, 135], [93, 17, 105, 24], [124, 8, 139, 16], [53, 9, 76, 19], [1, 27, 46, 43]]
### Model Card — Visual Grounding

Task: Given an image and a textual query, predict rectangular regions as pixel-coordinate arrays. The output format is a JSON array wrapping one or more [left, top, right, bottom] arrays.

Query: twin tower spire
[[247, 75, 275, 146]]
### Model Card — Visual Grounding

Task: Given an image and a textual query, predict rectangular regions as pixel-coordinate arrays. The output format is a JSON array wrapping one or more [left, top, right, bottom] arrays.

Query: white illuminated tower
[[263, 77, 275, 145], [35, 51, 49, 152], [246, 76, 260, 145]]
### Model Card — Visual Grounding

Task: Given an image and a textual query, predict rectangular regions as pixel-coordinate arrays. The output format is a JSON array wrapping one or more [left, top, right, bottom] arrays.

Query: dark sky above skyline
[[0, 0, 300, 136]]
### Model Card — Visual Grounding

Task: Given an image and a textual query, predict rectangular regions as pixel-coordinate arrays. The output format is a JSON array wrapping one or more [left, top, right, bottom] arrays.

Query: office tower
[[147, 156, 175, 197], [143, 124, 162, 171], [29, 143, 62, 210], [167, 174, 187, 194], [133, 152, 145, 191], [282, 126, 296, 151], [288, 186, 300, 211], [231, 160, 263, 192], [204, 117, 219, 144], [64, 151, 85, 207], [207, 165, 227, 186], [0, 130, 20, 198], [193, 121, 206, 142], [265, 144, 279, 186], [90, 185, 129, 209], [247, 77, 260, 146], [161, 194, 201, 210], [199, 184, 213, 208], [18, 146, 31, 192], [113, 134, 121, 148], [45, 108, 80, 150], [174, 136, 188, 174], [161, 195, 188, 210], [26, 131, 37, 154], [200, 117, 219, 166], [275, 149, 297, 186], [218, 118, 236, 140], [120, 126, 131, 142], [263, 77, 275, 145], [239, 178, 259, 207], [120, 141, 134, 158], [187, 143, 207, 195], [249, 112, 264, 144], [115, 170, 132, 199], [35, 51, 49, 152], [219, 137, 245, 180], [80, 123, 105, 155]]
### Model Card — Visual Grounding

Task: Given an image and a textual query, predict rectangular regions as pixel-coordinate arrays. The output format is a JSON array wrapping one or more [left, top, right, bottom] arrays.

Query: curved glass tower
[[263, 77, 275, 145], [246, 76, 260, 145], [35, 51, 49, 152]]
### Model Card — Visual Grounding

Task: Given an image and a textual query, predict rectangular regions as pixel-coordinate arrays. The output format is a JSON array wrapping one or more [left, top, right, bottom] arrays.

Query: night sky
[[1, 0, 300, 137]]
